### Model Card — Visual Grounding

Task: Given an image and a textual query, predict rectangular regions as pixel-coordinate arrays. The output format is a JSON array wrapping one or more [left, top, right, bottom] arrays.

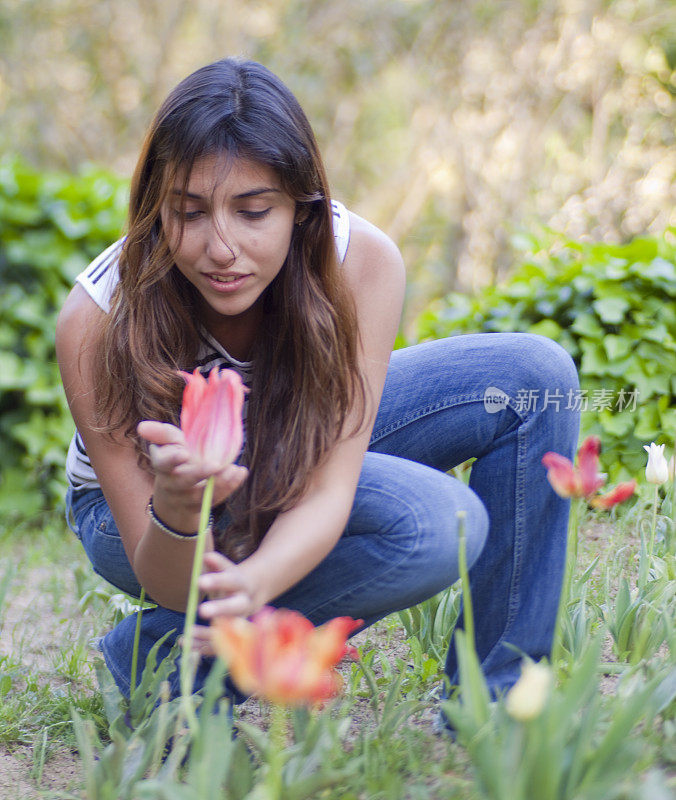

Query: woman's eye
[[172, 208, 203, 221], [239, 208, 272, 220]]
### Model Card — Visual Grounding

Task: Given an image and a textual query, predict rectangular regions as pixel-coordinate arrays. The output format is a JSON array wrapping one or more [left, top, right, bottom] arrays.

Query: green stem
[[266, 704, 287, 799], [179, 474, 215, 733], [457, 510, 475, 650], [647, 484, 659, 564], [130, 587, 146, 694], [552, 498, 579, 667], [671, 459, 676, 553]]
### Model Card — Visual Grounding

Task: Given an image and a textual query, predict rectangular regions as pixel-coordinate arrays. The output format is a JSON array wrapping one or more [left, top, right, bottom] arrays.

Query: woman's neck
[[202, 302, 262, 362]]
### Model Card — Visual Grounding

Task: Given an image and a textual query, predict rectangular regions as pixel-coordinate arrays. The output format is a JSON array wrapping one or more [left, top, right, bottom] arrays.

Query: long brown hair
[[94, 58, 366, 559]]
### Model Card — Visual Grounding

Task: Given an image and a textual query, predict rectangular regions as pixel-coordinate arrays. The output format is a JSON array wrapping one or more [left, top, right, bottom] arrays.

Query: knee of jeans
[[516, 334, 579, 396], [416, 482, 488, 576]]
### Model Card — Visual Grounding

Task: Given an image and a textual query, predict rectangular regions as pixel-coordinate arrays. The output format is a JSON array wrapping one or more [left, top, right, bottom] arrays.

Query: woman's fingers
[[202, 551, 233, 571], [181, 624, 216, 656], [212, 464, 249, 505], [199, 593, 255, 620], [198, 551, 260, 619], [140, 421, 247, 490], [148, 443, 189, 473], [138, 420, 185, 447], [198, 563, 244, 597]]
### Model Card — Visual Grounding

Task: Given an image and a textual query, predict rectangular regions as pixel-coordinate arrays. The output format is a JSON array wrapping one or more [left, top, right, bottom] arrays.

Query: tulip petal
[[644, 442, 670, 485], [210, 607, 360, 706], [576, 435, 605, 496], [179, 367, 245, 467], [590, 480, 636, 509], [542, 452, 579, 497]]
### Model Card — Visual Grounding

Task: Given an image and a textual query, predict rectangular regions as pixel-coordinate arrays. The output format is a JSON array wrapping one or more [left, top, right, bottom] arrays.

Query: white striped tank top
[[66, 199, 351, 489]]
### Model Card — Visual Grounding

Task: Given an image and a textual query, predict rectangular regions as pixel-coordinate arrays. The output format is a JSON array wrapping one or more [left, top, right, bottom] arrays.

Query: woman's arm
[[56, 285, 246, 610], [199, 213, 406, 618]]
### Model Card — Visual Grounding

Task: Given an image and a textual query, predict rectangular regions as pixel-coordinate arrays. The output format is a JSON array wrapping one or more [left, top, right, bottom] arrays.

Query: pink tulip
[[541, 435, 604, 498], [590, 480, 636, 509], [179, 368, 245, 466]]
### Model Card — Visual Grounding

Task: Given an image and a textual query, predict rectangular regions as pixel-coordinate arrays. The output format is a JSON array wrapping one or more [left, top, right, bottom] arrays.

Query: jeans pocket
[[65, 487, 103, 541], [81, 510, 142, 598]]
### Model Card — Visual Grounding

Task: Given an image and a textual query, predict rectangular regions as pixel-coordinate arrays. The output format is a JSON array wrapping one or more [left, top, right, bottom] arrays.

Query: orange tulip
[[590, 480, 636, 509], [179, 367, 245, 466], [211, 607, 362, 705], [542, 435, 604, 498]]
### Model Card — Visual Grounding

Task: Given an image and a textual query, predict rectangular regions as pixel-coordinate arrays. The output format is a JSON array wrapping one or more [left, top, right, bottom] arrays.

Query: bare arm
[[55, 285, 246, 611], [198, 214, 406, 618]]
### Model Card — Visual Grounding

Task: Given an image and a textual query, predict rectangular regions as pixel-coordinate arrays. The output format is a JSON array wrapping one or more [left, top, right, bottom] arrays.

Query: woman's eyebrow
[[170, 187, 280, 200], [233, 187, 281, 199], [171, 189, 203, 200]]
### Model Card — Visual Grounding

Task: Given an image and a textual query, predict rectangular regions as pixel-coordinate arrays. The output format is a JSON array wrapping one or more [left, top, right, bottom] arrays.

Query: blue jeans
[[66, 334, 579, 701]]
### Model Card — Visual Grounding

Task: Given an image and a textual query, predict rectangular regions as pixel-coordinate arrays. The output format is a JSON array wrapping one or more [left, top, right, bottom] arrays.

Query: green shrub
[[0, 156, 128, 515], [415, 231, 676, 479]]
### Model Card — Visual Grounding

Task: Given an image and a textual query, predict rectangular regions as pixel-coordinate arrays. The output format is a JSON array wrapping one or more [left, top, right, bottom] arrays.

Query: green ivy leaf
[[603, 334, 632, 361], [593, 296, 631, 324], [528, 319, 562, 339], [598, 409, 634, 437]]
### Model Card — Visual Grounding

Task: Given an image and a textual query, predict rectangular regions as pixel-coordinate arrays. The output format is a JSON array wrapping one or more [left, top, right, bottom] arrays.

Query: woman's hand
[[137, 420, 248, 528], [198, 550, 265, 621], [183, 550, 264, 657]]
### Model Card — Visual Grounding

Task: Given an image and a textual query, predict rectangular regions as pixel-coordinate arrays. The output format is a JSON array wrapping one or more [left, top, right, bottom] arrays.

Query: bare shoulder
[[342, 211, 406, 296], [55, 283, 104, 362], [55, 284, 108, 418], [56, 283, 112, 444]]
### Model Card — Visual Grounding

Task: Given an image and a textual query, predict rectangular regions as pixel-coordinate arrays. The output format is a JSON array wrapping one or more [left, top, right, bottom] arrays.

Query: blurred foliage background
[[2, 0, 675, 313], [0, 0, 675, 508]]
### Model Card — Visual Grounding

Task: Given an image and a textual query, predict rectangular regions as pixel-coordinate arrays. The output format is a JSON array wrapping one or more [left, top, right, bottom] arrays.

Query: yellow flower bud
[[505, 660, 552, 721]]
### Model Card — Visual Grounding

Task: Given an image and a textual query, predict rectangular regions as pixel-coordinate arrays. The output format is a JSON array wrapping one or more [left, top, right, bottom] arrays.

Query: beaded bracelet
[[146, 497, 212, 541]]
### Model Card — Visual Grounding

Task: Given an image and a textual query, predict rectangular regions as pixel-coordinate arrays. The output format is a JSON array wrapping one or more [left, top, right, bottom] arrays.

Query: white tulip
[[643, 442, 669, 485], [505, 660, 552, 722]]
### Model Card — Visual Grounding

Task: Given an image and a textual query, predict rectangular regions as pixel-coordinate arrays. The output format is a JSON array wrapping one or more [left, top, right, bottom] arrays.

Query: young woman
[[56, 58, 580, 708]]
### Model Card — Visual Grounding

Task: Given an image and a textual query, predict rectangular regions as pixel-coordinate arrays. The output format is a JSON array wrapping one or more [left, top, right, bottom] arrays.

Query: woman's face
[[161, 154, 297, 335]]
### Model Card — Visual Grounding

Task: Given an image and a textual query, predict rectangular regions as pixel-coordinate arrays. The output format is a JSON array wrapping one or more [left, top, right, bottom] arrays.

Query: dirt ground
[[0, 519, 630, 799], [0, 577, 411, 799]]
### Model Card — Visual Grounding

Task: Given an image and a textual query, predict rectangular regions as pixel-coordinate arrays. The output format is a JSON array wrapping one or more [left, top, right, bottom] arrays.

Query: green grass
[[0, 483, 674, 799]]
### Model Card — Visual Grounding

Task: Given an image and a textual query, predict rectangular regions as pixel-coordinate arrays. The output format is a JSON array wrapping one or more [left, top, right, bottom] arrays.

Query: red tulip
[[576, 436, 605, 496], [542, 435, 604, 499], [590, 480, 636, 509], [543, 436, 635, 511], [179, 368, 245, 466], [211, 607, 362, 705]]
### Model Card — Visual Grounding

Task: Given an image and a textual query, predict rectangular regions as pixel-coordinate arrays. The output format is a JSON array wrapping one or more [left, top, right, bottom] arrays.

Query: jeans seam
[[371, 395, 483, 442], [480, 412, 529, 670], [370, 394, 528, 445], [299, 486, 424, 619]]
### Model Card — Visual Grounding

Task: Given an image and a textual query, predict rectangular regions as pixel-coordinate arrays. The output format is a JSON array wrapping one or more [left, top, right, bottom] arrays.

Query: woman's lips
[[205, 273, 250, 293]]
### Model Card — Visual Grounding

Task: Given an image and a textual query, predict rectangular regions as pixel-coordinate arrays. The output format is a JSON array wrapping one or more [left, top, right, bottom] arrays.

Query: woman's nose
[[206, 219, 238, 265]]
